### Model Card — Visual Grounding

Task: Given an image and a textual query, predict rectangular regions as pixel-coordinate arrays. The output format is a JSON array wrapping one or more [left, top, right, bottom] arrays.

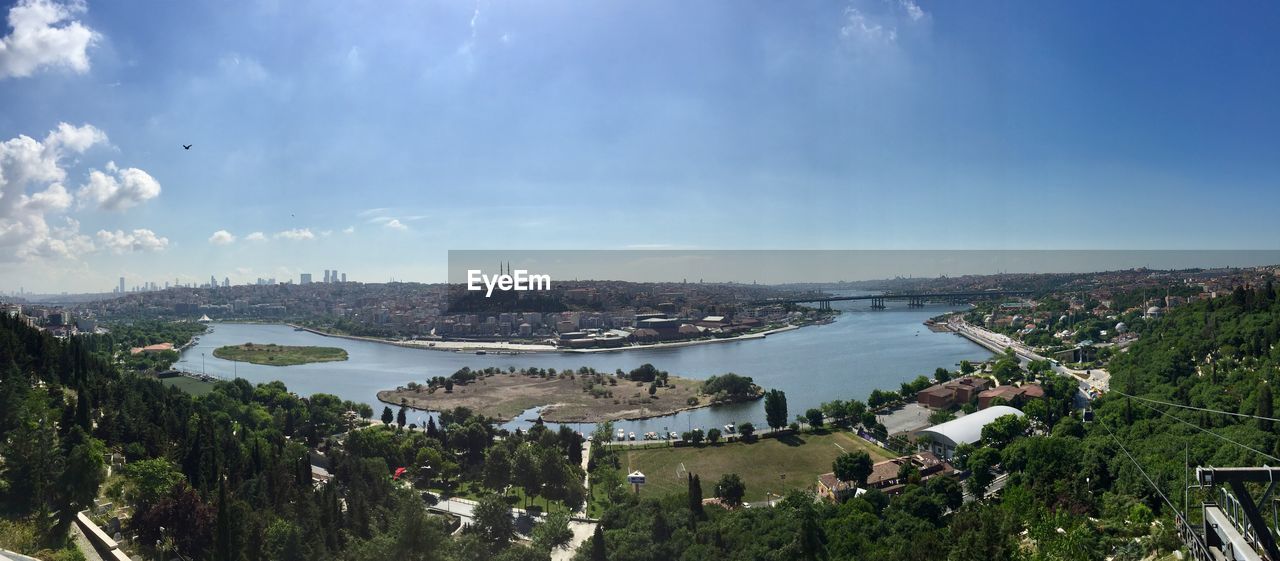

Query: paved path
[[70, 524, 107, 561]]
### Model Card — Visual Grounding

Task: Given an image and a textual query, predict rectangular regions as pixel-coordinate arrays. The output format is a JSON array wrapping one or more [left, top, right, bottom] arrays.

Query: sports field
[[160, 375, 215, 396], [616, 430, 895, 502]]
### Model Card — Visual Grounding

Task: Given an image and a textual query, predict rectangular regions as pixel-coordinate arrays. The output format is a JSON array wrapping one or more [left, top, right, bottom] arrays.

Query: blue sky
[[1, 0, 1278, 292]]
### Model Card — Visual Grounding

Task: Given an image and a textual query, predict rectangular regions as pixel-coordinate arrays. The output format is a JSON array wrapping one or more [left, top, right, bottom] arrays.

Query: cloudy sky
[[1, 0, 1278, 292]]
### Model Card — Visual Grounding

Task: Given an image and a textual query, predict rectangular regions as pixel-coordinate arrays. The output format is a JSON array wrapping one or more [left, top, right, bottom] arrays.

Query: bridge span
[[756, 290, 1033, 310]]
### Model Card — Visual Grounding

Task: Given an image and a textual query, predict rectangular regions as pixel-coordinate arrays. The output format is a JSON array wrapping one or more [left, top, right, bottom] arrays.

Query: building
[[119, 277, 125, 293], [915, 405, 1024, 460], [817, 451, 954, 501], [301, 273, 313, 284], [977, 384, 1045, 409], [916, 376, 993, 409]]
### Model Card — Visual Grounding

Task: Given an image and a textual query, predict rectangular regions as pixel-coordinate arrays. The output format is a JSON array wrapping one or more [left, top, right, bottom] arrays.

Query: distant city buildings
[[301, 273, 313, 284]]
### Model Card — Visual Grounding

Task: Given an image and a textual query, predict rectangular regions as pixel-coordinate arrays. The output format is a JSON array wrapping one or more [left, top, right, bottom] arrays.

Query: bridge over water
[[756, 290, 1034, 310]]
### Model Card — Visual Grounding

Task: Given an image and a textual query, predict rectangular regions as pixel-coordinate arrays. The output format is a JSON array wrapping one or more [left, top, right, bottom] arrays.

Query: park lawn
[[616, 430, 895, 502], [212, 343, 348, 366], [160, 375, 215, 396]]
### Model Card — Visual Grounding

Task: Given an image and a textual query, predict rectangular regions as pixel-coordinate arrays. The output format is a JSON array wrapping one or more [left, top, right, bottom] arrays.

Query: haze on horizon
[[1, 0, 1278, 293]]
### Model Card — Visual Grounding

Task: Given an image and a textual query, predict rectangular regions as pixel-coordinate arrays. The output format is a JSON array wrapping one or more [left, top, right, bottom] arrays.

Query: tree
[[396, 406, 407, 429], [764, 389, 788, 429], [381, 406, 394, 425], [1258, 381, 1273, 432], [960, 360, 976, 375], [589, 525, 607, 561], [832, 451, 873, 488], [965, 447, 1000, 499], [714, 473, 745, 507], [738, 422, 755, 439], [687, 473, 705, 519], [805, 408, 824, 428], [928, 409, 956, 425], [934, 367, 952, 382], [473, 493, 515, 549], [57, 428, 107, 533], [511, 445, 540, 508], [483, 446, 512, 491], [706, 427, 722, 444], [531, 511, 573, 552], [980, 414, 1028, 449]]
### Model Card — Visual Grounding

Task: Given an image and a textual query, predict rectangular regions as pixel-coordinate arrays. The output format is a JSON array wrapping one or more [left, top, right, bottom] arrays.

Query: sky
[[1, 0, 1278, 293]]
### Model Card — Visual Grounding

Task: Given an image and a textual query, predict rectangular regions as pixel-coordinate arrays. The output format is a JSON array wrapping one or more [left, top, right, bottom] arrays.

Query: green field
[[616, 430, 895, 502], [159, 375, 215, 396], [212, 343, 348, 366]]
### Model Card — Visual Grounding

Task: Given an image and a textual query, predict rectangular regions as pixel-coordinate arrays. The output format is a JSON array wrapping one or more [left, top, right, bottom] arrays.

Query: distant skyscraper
[[341, 272, 347, 283], [301, 273, 312, 284], [119, 277, 125, 293], [330, 268, 337, 283], [323, 270, 330, 283], [223, 277, 230, 288]]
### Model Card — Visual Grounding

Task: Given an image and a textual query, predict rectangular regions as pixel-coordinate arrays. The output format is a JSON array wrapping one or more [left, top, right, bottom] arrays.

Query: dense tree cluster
[[0, 313, 580, 561]]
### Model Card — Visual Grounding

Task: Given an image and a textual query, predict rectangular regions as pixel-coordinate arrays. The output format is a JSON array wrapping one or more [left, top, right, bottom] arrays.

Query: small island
[[377, 364, 764, 423], [213, 343, 348, 366]]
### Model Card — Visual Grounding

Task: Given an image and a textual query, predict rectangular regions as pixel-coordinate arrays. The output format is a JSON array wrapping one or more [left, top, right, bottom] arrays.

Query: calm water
[[175, 300, 990, 433]]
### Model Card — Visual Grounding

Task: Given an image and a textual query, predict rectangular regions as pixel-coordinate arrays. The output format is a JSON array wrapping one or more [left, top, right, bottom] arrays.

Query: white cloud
[[78, 161, 162, 211], [342, 226, 355, 235], [900, 0, 925, 22], [0, 0, 99, 79], [208, 229, 236, 245], [96, 228, 169, 253], [841, 7, 896, 45], [275, 227, 314, 241], [244, 231, 267, 242], [839, 1, 928, 48], [0, 122, 115, 261], [383, 218, 408, 231]]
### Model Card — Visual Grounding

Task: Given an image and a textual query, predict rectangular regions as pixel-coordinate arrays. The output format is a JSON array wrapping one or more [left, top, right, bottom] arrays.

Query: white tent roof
[[917, 405, 1024, 448]]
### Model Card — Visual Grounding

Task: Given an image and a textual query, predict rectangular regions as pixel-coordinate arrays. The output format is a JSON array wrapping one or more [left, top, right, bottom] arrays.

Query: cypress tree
[[687, 473, 705, 520], [590, 525, 607, 561]]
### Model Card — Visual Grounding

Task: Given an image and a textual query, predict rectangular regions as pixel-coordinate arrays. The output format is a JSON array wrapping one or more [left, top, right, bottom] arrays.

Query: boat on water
[[475, 350, 487, 355]]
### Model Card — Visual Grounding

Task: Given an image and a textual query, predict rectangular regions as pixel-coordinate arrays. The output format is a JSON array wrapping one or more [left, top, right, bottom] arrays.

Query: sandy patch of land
[[378, 371, 758, 423]]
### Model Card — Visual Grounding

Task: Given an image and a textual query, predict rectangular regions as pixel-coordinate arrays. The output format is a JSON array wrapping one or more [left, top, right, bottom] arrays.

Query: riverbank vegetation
[[211, 342, 348, 366], [378, 364, 763, 423], [102, 319, 207, 372]]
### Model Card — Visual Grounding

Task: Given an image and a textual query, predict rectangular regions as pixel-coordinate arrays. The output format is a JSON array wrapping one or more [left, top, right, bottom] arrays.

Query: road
[[947, 318, 1110, 395]]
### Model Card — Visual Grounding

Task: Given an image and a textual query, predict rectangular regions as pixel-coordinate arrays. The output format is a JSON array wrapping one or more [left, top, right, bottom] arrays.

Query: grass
[[212, 343, 348, 366], [160, 375, 215, 396], [615, 429, 896, 502]]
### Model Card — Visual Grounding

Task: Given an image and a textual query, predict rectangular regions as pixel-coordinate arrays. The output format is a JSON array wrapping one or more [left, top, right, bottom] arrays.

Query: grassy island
[[378, 363, 764, 423], [213, 343, 348, 366]]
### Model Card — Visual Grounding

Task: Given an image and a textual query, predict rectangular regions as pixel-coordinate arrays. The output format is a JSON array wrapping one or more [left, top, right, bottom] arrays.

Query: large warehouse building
[[915, 405, 1025, 460]]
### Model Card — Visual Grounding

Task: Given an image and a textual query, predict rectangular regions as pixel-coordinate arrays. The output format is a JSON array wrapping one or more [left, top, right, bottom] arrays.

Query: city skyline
[[2, 0, 1279, 292]]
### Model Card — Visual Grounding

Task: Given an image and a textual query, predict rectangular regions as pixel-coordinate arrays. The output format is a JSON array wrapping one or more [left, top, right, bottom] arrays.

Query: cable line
[[1127, 397, 1280, 464], [1098, 420, 1180, 515], [1113, 389, 1280, 424]]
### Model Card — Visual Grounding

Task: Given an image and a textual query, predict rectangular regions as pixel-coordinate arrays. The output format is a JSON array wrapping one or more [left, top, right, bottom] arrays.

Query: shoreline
[[286, 322, 806, 354]]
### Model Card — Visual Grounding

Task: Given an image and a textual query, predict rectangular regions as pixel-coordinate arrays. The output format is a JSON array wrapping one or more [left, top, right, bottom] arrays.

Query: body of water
[[174, 300, 991, 434]]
